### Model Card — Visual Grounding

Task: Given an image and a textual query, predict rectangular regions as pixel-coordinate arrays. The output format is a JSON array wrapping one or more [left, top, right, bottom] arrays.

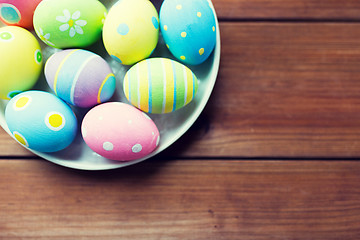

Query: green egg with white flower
[[33, 0, 107, 48]]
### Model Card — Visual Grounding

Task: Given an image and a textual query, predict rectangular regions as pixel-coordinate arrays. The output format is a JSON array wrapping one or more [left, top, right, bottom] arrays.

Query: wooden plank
[[152, 0, 360, 20], [211, 0, 360, 20], [171, 22, 360, 158], [0, 159, 359, 239], [3, 23, 360, 158], [0, 130, 35, 157], [107, 0, 360, 20]]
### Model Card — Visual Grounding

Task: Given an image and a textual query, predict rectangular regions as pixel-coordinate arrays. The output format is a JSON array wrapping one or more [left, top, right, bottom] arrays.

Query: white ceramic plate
[[0, 0, 220, 170]]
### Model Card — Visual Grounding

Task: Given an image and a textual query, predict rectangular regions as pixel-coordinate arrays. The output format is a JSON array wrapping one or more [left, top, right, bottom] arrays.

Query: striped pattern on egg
[[123, 58, 198, 114], [45, 49, 116, 108]]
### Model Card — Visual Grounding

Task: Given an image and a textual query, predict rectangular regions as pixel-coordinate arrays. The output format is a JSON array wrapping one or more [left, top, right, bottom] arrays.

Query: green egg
[[123, 58, 198, 114], [33, 0, 107, 48]]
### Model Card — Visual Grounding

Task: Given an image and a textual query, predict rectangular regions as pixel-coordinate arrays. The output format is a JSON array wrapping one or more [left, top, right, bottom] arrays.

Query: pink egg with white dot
[[81, 102, 160, 161]]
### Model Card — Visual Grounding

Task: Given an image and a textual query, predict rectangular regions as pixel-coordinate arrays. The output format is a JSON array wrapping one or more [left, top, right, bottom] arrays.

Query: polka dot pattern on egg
[[13, 131, 29, 147], [199, 48, 205, 55], [0, 31, 13, 41], [111, 55, 122, 63], [103, 142, 114, 151], [117, 23, 129, 35], [7, 91, 22, 99], [81, 102, 160, 161], [156, 136, 160, 146], [0, 4, 21, 24], [132, 144, 142, 153], [0, 26, 43, 100], [152, 16, 159, 29], [35, 49, 42, 64], [45, 112, 65, 131], [102, 0, 159, 65], [13, 95, 31, 111], [5, 91, 78, 153], [160, 0, 217, 65]]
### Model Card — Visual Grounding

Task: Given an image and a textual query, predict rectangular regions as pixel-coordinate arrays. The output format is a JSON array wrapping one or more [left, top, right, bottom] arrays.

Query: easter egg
[[160, 0, 217, 65], [0, 26, 42, 100], [45, 49, 116, 108], [0, 0, 42, 29], [123, 58, 198, 114], [102, 0, 159, 65], [81, 102, 160, 161], [33, 0, 107, 48], [5, 90, 78, 152]]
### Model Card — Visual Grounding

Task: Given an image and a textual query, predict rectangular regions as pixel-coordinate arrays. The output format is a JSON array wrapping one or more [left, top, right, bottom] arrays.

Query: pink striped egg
[[45, 49, 116, 108], [81, 102, 160, 161]]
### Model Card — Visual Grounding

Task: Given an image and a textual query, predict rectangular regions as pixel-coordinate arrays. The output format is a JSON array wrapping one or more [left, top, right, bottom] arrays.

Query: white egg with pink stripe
[[45, 49, 116, 108]]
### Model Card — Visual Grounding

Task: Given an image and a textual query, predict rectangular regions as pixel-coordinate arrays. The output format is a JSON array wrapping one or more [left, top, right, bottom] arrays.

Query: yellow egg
[[102, 0, 159, 65], [0, 26, 42, 99]]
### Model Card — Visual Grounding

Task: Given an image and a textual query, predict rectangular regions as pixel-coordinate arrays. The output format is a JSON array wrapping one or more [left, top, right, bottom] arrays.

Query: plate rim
[[0, 0, 221, 170]]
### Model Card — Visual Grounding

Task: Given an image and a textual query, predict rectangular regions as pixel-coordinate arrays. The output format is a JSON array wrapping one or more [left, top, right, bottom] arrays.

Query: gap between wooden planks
[[0, 159, 359, 240]]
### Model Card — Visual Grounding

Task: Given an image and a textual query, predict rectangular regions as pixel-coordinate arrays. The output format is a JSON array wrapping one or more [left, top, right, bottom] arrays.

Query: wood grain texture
[[169, 22, 360, 158], [211, 0, 360, 20], [109, 0, 360, 20], [3, 23, 360, 158], [0, 159, 359, 240], [1, 1, 360, 239]]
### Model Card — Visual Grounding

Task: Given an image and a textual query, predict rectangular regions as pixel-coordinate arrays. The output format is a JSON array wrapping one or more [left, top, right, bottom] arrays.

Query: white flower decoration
[[56, 9, 87, 38], [37, 27, 55, 46], [102, 11, 107, 24]]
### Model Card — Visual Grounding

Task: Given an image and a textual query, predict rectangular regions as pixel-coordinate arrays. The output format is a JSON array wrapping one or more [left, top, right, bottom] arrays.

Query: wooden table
[[1, 0, 360, 239]]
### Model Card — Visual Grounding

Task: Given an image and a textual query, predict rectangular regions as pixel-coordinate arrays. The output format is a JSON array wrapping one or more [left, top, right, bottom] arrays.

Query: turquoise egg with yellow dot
[[160, 0, 217, 65], [102, 0, 159, 65], [0, 26, 42, 100], [5, 91, 78, 153]]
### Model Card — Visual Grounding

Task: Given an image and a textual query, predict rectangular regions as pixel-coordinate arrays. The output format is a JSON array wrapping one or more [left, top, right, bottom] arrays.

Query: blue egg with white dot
[[5, 91, 78, 152], [160, 0, 217, 65]]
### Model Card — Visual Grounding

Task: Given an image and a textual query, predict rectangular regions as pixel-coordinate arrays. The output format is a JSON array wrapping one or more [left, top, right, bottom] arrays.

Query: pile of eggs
[[0, 0, 217, 162]]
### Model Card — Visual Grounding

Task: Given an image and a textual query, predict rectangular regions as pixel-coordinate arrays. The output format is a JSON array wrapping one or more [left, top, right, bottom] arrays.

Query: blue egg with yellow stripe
[[45, 49, 116, 108], [123, 58, 198, 114]]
